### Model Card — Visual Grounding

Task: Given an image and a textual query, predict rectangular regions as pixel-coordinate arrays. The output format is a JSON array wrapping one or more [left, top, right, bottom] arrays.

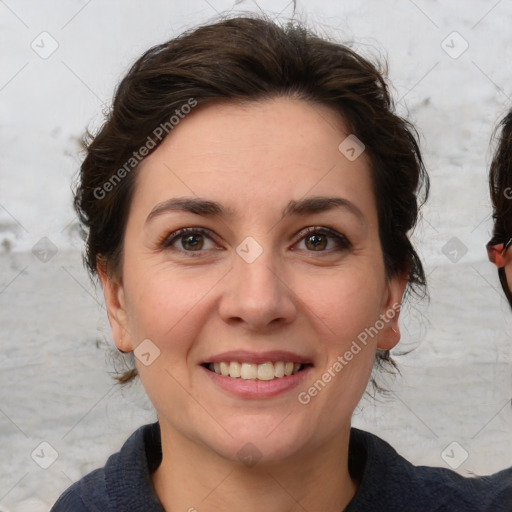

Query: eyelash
[[159, 226, 351, 256]]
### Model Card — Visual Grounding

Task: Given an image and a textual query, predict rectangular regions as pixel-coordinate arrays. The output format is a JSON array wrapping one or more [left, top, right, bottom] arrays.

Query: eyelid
[[293, 225, 351, 250]]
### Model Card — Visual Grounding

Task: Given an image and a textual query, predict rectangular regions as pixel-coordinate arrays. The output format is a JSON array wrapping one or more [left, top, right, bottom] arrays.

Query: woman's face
[[100, 98, 405, 463]]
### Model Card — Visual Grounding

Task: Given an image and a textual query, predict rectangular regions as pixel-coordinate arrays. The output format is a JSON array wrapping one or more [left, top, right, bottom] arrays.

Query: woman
[[51, 15, 512, 512], [487, 110, 512, 308]]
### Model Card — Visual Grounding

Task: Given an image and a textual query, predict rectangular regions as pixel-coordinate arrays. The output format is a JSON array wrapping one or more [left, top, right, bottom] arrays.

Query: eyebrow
[[282, 197, 364, 221], [145, 196, 365, 224]]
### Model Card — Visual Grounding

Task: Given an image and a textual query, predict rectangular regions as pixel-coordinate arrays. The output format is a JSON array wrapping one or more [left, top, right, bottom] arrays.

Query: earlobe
[[96, 258, 133, 353], [377, 273, 407, 351]]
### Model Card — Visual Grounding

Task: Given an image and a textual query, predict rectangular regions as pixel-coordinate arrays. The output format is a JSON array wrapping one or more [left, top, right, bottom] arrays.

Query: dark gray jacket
[[51, 422, 512, 511]]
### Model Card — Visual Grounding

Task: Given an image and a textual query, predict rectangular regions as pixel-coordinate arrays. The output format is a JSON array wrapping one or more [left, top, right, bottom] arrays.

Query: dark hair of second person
[[487, 109, 512, 308]]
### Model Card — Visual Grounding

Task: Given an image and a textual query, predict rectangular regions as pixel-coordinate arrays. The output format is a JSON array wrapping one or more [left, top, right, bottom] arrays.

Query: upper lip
[[203, 350, 313, 365]]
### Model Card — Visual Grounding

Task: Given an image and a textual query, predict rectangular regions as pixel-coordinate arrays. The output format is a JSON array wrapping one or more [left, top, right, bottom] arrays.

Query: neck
[[152, 422, 357, 512]]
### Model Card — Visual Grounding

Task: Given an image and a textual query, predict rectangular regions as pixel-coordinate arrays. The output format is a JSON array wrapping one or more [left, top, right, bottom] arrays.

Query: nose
[[218, 245, 297, 332]]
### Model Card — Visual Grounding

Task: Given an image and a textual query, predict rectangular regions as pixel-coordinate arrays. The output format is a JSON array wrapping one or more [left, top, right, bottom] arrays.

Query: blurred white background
[[1, 0, 511, 509]]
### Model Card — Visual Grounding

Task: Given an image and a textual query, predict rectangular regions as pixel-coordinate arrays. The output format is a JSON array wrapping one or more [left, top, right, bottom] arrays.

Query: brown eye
[[181, 233, 204, 251], [295, 227, 351, 253], [305, 233, 327, 251], [161, 227, 216, 254]]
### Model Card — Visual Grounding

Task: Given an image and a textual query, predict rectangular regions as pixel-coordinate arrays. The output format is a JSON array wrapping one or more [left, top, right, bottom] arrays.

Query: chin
[[198, 414, 316, 466]]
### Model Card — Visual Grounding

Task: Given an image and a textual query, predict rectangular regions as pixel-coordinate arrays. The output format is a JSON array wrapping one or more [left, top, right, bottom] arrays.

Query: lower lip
[[200, 365, 312, 399]]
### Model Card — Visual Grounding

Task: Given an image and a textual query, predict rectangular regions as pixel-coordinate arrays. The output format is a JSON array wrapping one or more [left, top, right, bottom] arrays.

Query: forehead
[[133, 97, 377, 225]]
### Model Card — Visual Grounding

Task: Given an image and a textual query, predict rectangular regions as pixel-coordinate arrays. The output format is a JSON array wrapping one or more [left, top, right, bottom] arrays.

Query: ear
[[97, 257, 133, 353], [377, 272, 408, 351], [487, 243, 506, 267]]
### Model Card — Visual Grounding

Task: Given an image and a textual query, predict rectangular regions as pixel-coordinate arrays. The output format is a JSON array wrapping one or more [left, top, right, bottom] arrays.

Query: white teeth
[[220, 361, 230, 376], [274, 361, 285, 378], [208, 361, 305, 380], [229, 361, 241, 378], [257, 362, 275, 381], [241, 363, 258, 379]]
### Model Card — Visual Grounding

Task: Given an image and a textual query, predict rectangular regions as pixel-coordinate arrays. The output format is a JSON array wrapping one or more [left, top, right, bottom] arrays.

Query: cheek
[[300, 268, 387, 341], [298, 267, 386, 386], [123, 264, 220, 349], [294, 277, 381, 440], [123, 268, 213, 399]]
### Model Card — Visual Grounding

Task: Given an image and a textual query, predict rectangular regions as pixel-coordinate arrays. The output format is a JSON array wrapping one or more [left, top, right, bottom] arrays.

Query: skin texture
[[98, 98, 406, 512]]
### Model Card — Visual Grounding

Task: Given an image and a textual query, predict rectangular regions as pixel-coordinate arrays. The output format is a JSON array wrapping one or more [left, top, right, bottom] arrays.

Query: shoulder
[[49, 468, 107, 511], [50, 423, 162, 512], [347, 428, 512, 512]]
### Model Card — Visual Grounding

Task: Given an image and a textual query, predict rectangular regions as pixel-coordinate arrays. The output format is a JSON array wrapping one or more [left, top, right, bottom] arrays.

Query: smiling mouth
[[203, 361, 312, 381]]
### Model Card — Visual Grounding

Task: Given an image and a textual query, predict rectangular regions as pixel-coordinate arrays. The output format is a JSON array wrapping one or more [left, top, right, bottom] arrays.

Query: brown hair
[[488, 109, 512, 306], [74, 15, 429, 385]]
